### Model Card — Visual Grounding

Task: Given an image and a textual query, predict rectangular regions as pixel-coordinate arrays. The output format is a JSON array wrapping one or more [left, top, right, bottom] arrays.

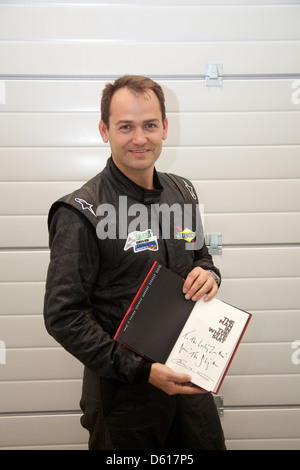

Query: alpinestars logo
[[74, 198, 96, 217], [182, 179, 197, 200]]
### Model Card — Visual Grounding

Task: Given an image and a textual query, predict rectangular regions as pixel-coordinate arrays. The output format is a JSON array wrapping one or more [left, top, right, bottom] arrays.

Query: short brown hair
[[101, 75, 166, 128]]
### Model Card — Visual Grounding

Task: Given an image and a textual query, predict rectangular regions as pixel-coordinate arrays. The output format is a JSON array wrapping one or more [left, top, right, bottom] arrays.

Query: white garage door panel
[[0, 0, 298, 452], [0, 380, 82, 413], [227, 439, 300, 451], [0, 146, 300, 181], [1, 79, 298, 113], [0, 278, 298, 317], [0, 113, 101, 148], [164, 79, 300, 113], [0, 216, 48, 248], [0, 282, 45, 315], [1, 309, 298, 350], [1, 179, 298, 215], [204, 213, 300, 245], [1, 5, 299, 42], [0, 315, 56, 348], [0, 348, 82, 381], [0, 342, 296, 382], [217, 246, 300, 279], [158, 146, 300, 181], [1, 112, 299, 147], [2, 408, 299, 449], [0, 251, 50, 282], [2, 309, 299, 348], [0, 182, 83, 215], [2, 376, 299, 415], [170, 113, 300, 147], [1, 213, 299, 248], [243, 310, 300, 343], [222, 408, 300, 440], [0, 80, 103, 113], [0, 414, 87, 448], [1, 41, 299, 76], [195, 179, 300, 214], [219, 278, 300, 311], [1, 246, 297, 282], [220, 375, 300, 407], [15, 0, 299, 5], [2, 444, 87, 450], [229, 343, 298, 376], [1, 146, 299, 182], [0, 374, 299, 415], [0, 148, 108, 182]]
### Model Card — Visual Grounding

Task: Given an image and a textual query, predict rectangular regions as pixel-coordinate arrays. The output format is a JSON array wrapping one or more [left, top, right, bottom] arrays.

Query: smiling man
[[99, 84, 168, 189], [44, 75, 225, 450]]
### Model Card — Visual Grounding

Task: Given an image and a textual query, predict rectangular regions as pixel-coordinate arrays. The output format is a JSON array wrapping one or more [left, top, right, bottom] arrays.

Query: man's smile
[[128, 149, 150, 154]]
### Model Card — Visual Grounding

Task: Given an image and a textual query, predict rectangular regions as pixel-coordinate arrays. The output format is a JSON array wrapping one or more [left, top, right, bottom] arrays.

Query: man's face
[[99, 87, 168, 182]]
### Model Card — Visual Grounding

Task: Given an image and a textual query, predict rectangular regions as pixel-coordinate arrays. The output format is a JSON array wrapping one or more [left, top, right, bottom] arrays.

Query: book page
[[165, 297, 250, 392]]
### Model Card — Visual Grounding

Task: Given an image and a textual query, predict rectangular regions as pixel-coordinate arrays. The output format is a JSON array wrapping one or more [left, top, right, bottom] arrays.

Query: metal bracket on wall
[[213, 395, 224, 417], [206, 233, 222, 255], [205, 63, 223, 86]]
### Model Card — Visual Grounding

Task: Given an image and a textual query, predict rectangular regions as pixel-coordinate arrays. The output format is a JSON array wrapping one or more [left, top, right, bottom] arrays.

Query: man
[[44, 75, 225, 450]]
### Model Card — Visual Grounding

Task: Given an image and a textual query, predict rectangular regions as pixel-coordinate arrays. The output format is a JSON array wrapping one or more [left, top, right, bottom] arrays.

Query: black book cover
[[115, 262, 193, 363]]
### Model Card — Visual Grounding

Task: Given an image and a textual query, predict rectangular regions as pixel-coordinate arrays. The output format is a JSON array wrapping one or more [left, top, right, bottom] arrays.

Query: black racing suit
[[44, 157, 225, 450]]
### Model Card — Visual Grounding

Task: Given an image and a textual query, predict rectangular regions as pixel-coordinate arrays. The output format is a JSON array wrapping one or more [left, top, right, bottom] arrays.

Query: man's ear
[[162, 117, 168, 141], [99, 120, 109, 143]]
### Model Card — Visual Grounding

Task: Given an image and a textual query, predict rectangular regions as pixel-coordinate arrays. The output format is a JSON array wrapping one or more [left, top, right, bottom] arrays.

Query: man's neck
[[112, 159, 155, 190]]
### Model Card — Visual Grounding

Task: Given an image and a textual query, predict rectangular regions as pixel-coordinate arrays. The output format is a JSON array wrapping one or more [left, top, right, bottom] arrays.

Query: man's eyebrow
[[143, 118, 160, 123], [115, 120, 133, 125], [115, 118, 160, 126]]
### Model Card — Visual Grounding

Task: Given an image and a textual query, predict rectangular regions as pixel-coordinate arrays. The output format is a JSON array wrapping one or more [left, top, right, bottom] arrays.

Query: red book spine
[[114, 261, 158, 339]]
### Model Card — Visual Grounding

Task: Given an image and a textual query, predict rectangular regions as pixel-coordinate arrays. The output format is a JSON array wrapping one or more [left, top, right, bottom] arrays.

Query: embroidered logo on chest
[[176, 226, 196, 243], [124, 229, 159, 253]]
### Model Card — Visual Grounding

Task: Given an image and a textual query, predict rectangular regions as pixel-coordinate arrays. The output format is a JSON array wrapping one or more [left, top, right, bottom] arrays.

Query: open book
[[114, 262, 251, 393]]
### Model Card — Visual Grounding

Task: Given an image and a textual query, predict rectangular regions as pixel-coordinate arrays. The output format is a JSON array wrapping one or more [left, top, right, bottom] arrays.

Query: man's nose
[[132, 127, 147, 145]]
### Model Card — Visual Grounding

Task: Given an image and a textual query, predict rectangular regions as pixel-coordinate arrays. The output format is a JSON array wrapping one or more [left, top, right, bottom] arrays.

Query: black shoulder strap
[[166, 173, 198, 204]]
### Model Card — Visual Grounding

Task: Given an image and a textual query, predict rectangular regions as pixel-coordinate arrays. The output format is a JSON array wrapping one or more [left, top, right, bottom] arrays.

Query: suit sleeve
[[192, 239, 221, 283], [43, 206, 151, 383], [187, 180, 221, 283]]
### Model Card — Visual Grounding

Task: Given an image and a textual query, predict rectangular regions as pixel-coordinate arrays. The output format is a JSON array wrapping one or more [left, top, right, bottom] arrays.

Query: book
[[114, 261, 251, 393]]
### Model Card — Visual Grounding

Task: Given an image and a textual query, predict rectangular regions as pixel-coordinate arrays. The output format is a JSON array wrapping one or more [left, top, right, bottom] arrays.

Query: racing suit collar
[[108, 156, 163, 204]]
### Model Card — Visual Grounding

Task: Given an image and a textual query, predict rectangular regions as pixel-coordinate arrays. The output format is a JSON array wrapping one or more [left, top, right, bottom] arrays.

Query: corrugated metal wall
[[0, 0, 299, 450]]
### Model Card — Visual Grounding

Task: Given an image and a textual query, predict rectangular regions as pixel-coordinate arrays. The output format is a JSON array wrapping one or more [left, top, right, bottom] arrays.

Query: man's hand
[[182, 267, 218, 302], [148, 363, 208, 395]]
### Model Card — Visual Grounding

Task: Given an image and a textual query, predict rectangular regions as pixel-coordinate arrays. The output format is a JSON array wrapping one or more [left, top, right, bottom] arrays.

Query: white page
[[165, 297, 250, 392]]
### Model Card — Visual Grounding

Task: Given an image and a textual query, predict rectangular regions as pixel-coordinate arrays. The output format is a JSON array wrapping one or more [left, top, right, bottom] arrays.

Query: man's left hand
[[182, 267, 218, 302]]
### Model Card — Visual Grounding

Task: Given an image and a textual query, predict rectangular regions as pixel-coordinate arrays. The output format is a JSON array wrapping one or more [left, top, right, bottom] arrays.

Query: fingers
[[182, 267, 218, 302], [163, 369, 208, 395], [148, 363, 208, 396], [171, 381, 208, 396]]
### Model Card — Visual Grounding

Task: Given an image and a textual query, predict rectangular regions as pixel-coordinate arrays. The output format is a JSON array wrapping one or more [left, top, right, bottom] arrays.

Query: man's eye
[[120, 125, 131, 131], [145, 123, 156, 129]]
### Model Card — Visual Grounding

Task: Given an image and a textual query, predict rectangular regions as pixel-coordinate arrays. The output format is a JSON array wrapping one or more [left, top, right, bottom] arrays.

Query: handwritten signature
[[170, 329, 228, 378]]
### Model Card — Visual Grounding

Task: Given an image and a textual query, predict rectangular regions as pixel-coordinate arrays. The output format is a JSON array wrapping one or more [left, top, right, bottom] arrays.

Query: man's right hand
[[148, 363, 208, 396]]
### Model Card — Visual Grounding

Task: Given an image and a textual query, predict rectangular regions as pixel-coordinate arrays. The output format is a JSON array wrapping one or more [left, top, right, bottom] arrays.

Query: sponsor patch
[[176, 226, 196, 243], [124, 229, 159, 253]]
